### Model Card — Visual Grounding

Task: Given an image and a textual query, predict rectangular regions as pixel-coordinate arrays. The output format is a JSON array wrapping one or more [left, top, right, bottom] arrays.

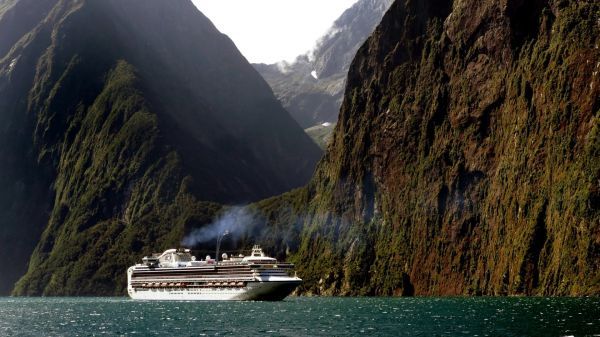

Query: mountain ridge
[[0, 0, 321, 295], [254, 0, 394, 128]]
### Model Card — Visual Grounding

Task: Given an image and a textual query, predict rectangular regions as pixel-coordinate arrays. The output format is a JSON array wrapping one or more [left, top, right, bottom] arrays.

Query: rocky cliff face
[[253, 0, 600, 296], [254, 0, 394, 128], [0, 0, 321, 295], [3, 0, 598, 297]]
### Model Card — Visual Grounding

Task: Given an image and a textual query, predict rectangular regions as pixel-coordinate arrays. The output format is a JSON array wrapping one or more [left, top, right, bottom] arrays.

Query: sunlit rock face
[[0, 0, 321, 296], [250, 0, 600, 296]]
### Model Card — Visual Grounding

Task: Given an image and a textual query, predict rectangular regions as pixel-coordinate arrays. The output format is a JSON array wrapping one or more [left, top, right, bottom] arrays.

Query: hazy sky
[[192, 0, 359, 64]]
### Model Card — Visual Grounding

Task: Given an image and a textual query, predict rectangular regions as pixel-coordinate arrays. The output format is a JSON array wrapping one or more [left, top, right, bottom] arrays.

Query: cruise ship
[[127, 245, 302, 301]]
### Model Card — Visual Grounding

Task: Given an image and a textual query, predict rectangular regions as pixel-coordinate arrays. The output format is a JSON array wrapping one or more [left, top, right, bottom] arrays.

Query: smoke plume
[[181, 206, 256, 247]]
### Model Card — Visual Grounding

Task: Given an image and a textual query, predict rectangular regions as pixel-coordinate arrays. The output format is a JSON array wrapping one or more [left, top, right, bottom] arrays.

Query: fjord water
[[1, 297, 599, 336]]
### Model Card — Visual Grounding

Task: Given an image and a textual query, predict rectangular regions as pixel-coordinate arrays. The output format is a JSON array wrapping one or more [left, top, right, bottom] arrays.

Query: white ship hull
[[127, 246, 302, 301], [127, 278, 301, 301]]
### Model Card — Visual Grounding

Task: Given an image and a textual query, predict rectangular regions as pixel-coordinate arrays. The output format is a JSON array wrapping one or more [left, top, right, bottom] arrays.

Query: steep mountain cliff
[[250, 0, 600, 296], [254, 0, 394, 128], [0, 0, 321, 295]]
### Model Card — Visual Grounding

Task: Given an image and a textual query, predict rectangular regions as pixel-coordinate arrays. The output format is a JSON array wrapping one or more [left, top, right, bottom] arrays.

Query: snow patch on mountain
[[7, 58, 18, 73]]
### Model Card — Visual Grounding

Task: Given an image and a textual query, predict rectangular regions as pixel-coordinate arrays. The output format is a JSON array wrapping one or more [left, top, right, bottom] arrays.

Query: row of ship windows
[[167, 293, 240, 295], [143, 289, 243, 293]]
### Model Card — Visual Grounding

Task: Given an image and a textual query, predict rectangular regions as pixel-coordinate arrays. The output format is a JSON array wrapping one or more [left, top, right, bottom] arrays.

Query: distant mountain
[[254, 0, 393, 128], [0, 0, 321, 295], [305, 123, 336, 150]]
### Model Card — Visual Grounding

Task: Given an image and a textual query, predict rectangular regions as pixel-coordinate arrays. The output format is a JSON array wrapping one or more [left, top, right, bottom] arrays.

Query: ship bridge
[[242, 245, 277, 263]]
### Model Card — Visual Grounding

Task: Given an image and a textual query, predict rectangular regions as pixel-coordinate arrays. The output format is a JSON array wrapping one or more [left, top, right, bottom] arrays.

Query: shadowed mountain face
[[254, 0, 394, 128], [0, 0, 321, 295], [248, 0, 600, 296]]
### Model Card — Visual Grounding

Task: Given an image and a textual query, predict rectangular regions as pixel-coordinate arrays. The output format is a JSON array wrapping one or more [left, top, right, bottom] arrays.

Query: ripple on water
[[0, 297, 598, 336]]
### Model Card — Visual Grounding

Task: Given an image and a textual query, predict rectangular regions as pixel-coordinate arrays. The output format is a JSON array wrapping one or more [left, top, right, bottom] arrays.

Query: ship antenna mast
[[215, 230, 230, 266]]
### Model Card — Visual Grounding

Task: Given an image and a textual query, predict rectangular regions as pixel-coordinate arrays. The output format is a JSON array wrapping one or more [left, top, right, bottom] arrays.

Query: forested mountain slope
[[250, 0, 600, 296], [0, 0, 321, 295]]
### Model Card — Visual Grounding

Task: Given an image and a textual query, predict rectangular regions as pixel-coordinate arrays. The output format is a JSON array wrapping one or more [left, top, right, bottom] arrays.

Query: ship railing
[[132, 274, 255, 280], [132, 280, 249, 289], [134, 261, 296, 268]]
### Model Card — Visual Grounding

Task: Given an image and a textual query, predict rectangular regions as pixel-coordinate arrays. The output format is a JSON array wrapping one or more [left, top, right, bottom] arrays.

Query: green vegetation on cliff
[[1, 0, 598, 297], [14, 62, 220, 295], [251, 0, 600, 296], [0, 0, 321, 296]]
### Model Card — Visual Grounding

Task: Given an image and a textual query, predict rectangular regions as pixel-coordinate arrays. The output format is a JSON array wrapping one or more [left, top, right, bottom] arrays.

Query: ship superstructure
[[127, 245, 301, 301]]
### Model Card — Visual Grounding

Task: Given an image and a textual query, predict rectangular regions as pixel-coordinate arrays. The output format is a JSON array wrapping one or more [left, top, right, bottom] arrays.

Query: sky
[[192, 0, 359, 64]]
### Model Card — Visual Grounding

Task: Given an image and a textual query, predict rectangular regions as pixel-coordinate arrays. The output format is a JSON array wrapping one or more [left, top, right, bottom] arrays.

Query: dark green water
[[0, 297, 598, 336]]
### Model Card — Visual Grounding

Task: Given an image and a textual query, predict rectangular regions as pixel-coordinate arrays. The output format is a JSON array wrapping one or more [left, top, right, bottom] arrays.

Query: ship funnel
[[215, 230, 230, 266]]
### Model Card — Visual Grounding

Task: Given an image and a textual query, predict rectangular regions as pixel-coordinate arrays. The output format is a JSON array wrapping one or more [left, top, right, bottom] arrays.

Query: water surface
[[0, 297, 598, 336]]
